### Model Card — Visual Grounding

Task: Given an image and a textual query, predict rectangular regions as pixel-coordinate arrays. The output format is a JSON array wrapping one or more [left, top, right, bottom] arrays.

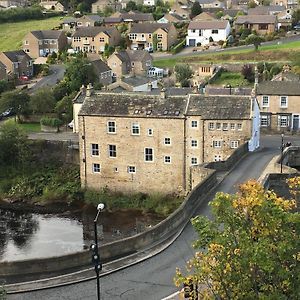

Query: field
[[154, 41, 300, 68], [0, 17, 64, 52]]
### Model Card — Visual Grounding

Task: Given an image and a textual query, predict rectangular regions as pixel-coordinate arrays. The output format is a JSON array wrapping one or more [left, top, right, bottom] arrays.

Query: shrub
[[40, 117, 63, 128], [170, 39, 186, 54]]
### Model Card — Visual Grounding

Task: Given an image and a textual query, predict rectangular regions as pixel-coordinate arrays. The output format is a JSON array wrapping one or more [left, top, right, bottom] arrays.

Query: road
[[7, 135, 300, 300], [153, 33, 300, 60], [28, 65, 65, 94]]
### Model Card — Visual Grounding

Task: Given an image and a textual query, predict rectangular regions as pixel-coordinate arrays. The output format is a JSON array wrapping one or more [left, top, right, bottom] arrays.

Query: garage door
[[189, 39, 196, 47]]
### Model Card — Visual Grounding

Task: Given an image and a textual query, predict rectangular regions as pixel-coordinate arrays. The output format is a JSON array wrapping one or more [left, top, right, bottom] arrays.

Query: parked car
[[68, 120, 74, 129], [293, 24, 300, 31], [0, 108, 13, 118], [144, 46, 153, 53]]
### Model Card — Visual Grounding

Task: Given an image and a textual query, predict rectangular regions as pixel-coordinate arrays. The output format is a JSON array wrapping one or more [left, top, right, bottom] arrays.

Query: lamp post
[[280, 133, 284, 174], [90, 203, 105, 300]]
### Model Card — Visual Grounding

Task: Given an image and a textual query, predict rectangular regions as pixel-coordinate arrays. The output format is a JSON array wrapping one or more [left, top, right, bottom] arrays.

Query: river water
[[0, 208, 163, 262]]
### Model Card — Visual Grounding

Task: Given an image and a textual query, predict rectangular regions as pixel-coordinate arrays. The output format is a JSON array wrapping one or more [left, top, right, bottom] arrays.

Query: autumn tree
[[175, 180, 300, 300]]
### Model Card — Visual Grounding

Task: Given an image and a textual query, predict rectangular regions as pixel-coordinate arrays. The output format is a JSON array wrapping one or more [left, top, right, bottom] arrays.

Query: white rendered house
[[186, 20, 231, 46]]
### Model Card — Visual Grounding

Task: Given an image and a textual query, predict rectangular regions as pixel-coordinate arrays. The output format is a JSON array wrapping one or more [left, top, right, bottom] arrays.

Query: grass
[[211, 72, 250, 87], [154, 40, 300, 68], [4, 118, 41, 132], [0, 16, 64, 52]]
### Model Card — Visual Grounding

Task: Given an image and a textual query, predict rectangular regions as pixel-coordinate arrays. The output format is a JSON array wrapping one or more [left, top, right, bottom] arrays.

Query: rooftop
[[257, 81, 300, 95]]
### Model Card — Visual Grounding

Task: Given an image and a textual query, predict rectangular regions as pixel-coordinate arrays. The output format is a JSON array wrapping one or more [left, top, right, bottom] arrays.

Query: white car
[[68, 120, 74, 129]]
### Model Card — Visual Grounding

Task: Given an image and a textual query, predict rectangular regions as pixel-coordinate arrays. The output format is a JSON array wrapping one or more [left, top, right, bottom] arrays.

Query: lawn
[[210, 72, 250, 87], [0, 17, 64, 52], [3, 119, 41, 133], [154, 40, 300, 69]]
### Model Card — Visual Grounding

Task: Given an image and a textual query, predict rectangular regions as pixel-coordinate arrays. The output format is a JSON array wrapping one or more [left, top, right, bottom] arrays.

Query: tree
[[175, 180, 300, 299], [29, 87, 56, 114], [190, 1, 202, 19], [125, 0, 137, 11], [0, 90, 30, 122], [64, 57, 96, 92], [245, 34, 264, 50], [241, 64, 255, 82], [0, 122, 30, 168], [175, 65, 194, 87]]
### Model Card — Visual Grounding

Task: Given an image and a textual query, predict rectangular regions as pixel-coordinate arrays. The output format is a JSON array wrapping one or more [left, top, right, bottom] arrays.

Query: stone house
[[22, 30, 67, 58], [128, 23, 178, 51], [107, 76, 158, 92], [107, 49, 153, 78], [192, 12, 216, 21], [88, 54, 112, 86], [76, 15, 102, 27], [0, 50, 33, 79], [71, 27, 121, 53], [76, 88, 259, 195], [186, 20, 231, 46], [157, 13, 187, 23], [235, 15, 278, 35], [110, 11, 154, 23], [40, 0, 65, 11], [0, 62, 7, 81], [91, 0, 121, 13], [256, 81, 300, 133]]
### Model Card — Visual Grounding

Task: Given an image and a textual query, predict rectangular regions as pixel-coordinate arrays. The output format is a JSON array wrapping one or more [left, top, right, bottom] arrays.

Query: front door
[[293, 114, 299, 131]]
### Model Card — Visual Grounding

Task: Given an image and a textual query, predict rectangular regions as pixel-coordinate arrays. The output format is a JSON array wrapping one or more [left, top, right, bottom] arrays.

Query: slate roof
[[256, 81, 300, 95], [122, 76, 155, 86], [187, 95, 251, 119], [188, 20, 229, 30], [121, 11, 154, 22], [126, 49, 152, 62], [30, 30, 64, 39], [79, 93, 188, 118], [83, 14, 102, 22], [130, 23, 172, 33], [248, 5, 285, 15], [2, 50, 31, 62], [235, 15, 276, 24], [91, 60, 111, 74], [72, 27, 116, 37]]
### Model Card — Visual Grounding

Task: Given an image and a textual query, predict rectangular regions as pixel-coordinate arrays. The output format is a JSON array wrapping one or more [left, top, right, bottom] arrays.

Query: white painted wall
[[248, 97, 260, 151]]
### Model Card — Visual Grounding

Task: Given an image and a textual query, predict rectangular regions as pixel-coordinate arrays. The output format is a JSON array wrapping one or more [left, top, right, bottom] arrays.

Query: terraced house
[[71, 27, 121, 53], [77, 88, 260, 195], [256, 81, 300, 133]]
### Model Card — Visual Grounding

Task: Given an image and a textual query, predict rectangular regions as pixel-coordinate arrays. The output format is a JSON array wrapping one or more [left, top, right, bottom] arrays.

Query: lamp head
[[97, 203, 105, 211]]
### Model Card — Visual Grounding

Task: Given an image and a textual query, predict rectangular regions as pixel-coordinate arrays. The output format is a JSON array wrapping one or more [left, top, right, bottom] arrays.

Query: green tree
[[0, 90, 30, 122], [29, 87, 56, 114], [190, 1, 202, 19], [103, 43, 115, 58], [0, 122, 30, 168], [175, 64, 194, 87], [241, 64, 255, 82], [175, 180, 300, 299], [245, 34, 264, 50], [64, 57, 96, 92], [55, 93, 75, 122], [125, 0, 137, 11]]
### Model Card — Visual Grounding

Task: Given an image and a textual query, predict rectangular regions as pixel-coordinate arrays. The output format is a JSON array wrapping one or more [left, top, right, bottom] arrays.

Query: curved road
[[7, 135, 300, 300]]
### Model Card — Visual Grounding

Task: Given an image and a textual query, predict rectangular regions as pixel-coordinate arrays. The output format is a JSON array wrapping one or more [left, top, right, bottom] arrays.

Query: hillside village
[[0, 0, 300, 196]]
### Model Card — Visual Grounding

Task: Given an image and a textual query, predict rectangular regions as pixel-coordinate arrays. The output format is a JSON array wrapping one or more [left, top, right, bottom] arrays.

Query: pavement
[[27, 131, 79, 143]]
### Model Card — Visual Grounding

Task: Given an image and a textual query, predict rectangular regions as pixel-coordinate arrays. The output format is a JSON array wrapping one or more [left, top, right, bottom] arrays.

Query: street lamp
[[280, 133, 284, 174], [90, 203, 105, 300]]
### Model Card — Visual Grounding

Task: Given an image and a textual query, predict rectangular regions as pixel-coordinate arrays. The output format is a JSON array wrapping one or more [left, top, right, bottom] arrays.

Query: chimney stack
[[86, 83, 93, 97]]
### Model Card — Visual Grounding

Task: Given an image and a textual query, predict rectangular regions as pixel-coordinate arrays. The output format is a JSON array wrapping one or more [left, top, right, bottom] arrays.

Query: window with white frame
[[108, 144, 116, 157], [107, 121, 116, 133], [216, 122, 221, 130], [128, 166, 136, 173], [191, 120, 198, 128], [208, 122, 214, 130], [237, 123, 242, 130], [278, 115, 288, 127], [132, 123, 140, 135], [214, 155, 222, 161], [230, 123, 235, 130], [147, 128, 153, 136], [262, 96, 269, 107], [93, 163, 100, 173], [24, 40, 29, 45], [145, 148, 153, 161], [260, 115, 270, 127], [164, 137, 171, 145], [99, 37, 105, 42], [223, 123, 228, 131], [191, 140, 198, 147], [230, 140, 239, 148], [280, 96, 288, 108], [157, 34, 163, 39], [157, 42, 163, 49], [129, 33, 137, 40], [213, 140, 222, 148], [191, 157, 198, 165], [73, 37, 81, 42], [91, 143, 99, 156], [164, 156, 171, 163]]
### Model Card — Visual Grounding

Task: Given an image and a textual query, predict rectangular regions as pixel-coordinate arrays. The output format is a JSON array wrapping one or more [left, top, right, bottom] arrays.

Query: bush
[[40, 117, 63, 128]]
